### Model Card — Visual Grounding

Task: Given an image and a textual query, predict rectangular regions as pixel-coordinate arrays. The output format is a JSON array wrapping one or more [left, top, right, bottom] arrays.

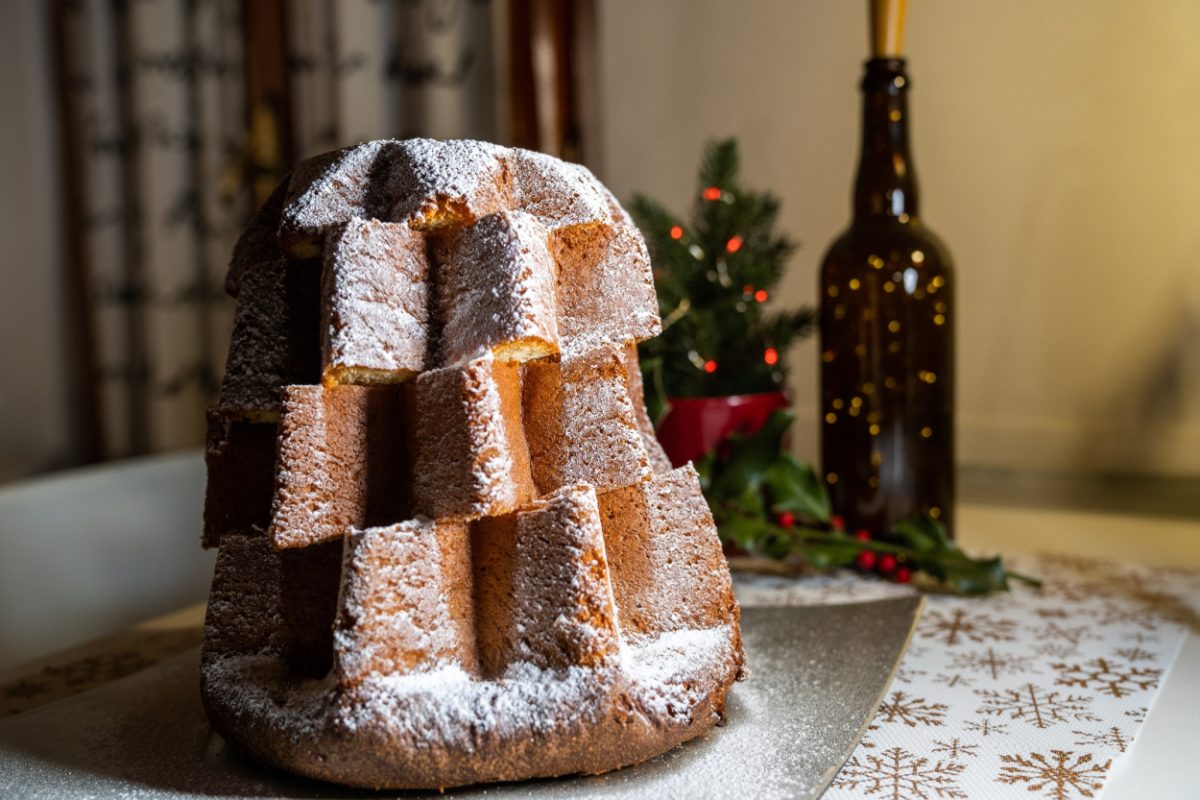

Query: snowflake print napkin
[[735, 553, 1200, 799]]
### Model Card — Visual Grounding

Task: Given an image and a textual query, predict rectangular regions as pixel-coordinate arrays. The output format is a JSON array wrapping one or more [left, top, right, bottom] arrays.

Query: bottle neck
[[854, 58, 918, 222]]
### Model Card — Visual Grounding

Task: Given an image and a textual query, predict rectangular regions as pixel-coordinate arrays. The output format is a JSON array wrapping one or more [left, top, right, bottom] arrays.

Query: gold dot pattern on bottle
[[931, 276, 945, 288], [929, 507, 941, 519], [934, 314, 945, 325], [863, 308, 875, 321], [884, 376, 898, 389], [889, 109, 902, 122], [898, 213, 910, 223], [888, 341, 901, 354], [848, 406, 860, 417], [832, 398, 844, 410], [826, 473, 838, 485], [869, 424, 880, 436], [870, 451, 883, 466], [850, 396, 862, 407], [855, 344, 867, 356], [912, 250, 925, 264], [828, 285, 839, 297], [888, 320, 901, 333], [849, 278, 861, 290], [863, 382, 875, 394], [935, 301, 947, 313], [834, 305, 846, 320], [919, 371, 937, 384], [921, 426, 933, 438], [825, 412, 837, 424], [868, 255, 884, 269], [868, 476, 880, 488], [883, 281, 895, 292], [822, 350, 836, 362]]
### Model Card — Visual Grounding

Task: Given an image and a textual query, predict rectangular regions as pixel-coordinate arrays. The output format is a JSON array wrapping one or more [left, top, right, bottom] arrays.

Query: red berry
[[830, 515, 845, 531], [877, 554, 897, 575], [895, 566, 912, 584], [776, 511, 796, 528], [855, 529, 871, 541], [856, 551, 877, 571]]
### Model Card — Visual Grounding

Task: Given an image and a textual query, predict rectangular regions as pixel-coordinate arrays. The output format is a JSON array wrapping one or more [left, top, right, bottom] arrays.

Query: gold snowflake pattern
[[875, 690, 948, 727], [1036, 608, 1069, 619], [964, 718, 1009, 737], [1032, 622, 1094, 647], [1113, 646, 1156, 662], [930, 738, 979, 760], [1094, 604, 1156, 633], [996, 750, 1111, 799], [1052, 658, 1161, 699], [1073, 726, 1130, 753], [833, 746, 966, 799], [934, 672, 975, 689], [1034, 641, 1080, 660], [949, 647, 1039, 680], [893, 666, 929, 684], [1124, 706, 1148, 724], [976, 683, 1099, 730], [920, 608, 1017, 647]]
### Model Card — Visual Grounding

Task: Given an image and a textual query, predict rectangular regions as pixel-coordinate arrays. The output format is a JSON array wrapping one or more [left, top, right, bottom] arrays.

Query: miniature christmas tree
[[631, 139, 815, 411]]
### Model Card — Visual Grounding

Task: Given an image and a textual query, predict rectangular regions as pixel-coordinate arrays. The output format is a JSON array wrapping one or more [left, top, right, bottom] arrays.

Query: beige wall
[[597, 0, 1200, 477]]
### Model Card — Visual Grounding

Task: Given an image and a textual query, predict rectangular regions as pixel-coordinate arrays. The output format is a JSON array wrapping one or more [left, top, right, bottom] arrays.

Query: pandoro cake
[[201, 138, 745, 790]]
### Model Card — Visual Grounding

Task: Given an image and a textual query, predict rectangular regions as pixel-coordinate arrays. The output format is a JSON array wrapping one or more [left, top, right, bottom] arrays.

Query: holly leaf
[[709, 410, 794, 498], [764, 453, 831, 524], [797, 538, 862, 569], [718, 513, 770, 552], [890, 516, 951, 554]]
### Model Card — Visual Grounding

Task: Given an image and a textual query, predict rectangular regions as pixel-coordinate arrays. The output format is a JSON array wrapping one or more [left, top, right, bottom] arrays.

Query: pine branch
[[698, 139, 739, 191]]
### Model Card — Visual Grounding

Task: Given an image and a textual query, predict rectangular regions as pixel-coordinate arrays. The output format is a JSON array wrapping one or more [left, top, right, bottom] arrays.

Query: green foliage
[[632, 140, 816, 400], [700, 411, 1041, 596]]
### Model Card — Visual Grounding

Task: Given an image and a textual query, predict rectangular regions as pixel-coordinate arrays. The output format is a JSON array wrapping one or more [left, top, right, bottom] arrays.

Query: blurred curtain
[[52, 0, 596, 461]]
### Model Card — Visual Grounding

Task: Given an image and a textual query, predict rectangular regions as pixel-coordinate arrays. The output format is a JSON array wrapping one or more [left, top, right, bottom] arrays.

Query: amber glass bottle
[[818, 57, 955, 537]]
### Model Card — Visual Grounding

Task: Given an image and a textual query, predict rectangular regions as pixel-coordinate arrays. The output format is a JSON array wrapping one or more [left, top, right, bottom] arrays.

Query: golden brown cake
[[201, 138, 744, 790]]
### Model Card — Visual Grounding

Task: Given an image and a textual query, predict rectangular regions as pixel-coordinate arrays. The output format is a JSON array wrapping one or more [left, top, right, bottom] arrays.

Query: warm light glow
[[827, 286, 839, 297], [869, 424, 880, 436], [929, 507, 942, 519], [825, 412, 837, 424], [888, 321, 901, 333], [912, 250, 925, 264], [726, 235, 743, 253], [703, 359, 718, 373], [921, 426, 933, 438], [755, 289, 768, 302], [669, 225, 684, 240], [934, 314, 946, 326], [702, 186, 722, 201], [764, 346, 779, 365], [826, 473, 839, 485], [848, 279, 861, 290], [832, 398, 844, 410]]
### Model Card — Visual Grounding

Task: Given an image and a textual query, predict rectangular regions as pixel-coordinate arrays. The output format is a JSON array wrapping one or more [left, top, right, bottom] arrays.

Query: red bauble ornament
[[877, 554, 898, 575], [855, 551, 877, 571], [831, 515, 845, 531], [895, 566, 912, 584], [776, 511, 796, 528], [855, 529, 871, 541]]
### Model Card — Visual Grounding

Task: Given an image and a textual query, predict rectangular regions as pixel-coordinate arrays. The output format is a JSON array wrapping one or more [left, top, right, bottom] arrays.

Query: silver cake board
[[0, 599, 923, 799]]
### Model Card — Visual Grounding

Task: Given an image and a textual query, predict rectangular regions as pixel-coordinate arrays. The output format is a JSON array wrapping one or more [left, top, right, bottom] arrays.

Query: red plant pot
[[655, 391, 791, 468]]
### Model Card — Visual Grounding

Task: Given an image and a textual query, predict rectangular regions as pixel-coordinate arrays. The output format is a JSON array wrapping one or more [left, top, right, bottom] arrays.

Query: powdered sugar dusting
[[282, 141, 389, 240], [322, 218, 429, 379], [437, 209, 560, 367], [334, 520, 466, 686]]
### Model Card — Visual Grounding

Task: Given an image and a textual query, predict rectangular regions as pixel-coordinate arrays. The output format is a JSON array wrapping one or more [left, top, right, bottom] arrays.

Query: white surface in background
[[0, 450, 213, 672]]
